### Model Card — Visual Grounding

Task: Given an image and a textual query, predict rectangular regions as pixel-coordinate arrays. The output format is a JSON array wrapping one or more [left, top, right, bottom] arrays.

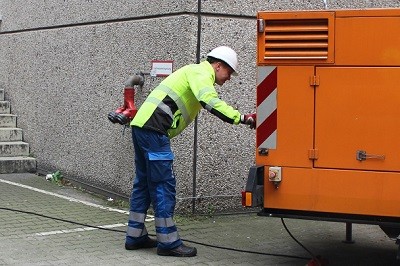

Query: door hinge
[[310, 75, 320, 86], [308, 149, 319, 160], [257, 19, 265, 33]]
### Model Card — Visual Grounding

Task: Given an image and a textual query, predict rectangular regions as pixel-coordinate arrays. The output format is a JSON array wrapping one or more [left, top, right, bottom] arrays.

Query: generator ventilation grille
[[263, 18, 329, 60]]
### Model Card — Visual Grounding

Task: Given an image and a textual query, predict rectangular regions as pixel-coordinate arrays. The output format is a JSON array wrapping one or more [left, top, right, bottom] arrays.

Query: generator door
[[315, 67, 400, 171]]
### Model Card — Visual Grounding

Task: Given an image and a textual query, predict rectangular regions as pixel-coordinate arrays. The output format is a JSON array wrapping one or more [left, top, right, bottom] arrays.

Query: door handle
[[356, 150, 385, 161]]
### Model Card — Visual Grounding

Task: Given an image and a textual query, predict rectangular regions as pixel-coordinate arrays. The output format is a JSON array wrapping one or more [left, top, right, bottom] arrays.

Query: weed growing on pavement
[[46, 170, 65, 186], [106, 198, 130, 209], [206, 203, 216, 217]]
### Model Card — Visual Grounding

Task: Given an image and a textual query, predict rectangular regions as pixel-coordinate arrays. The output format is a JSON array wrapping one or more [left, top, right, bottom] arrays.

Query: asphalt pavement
[[0, 173, 399, 265]]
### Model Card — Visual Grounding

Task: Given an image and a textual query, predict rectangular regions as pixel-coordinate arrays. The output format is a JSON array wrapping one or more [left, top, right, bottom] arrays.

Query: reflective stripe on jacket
[[131, 61, 241, 139]]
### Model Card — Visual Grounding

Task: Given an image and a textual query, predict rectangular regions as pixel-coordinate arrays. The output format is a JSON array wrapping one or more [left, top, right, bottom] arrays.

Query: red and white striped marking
[[256, 66, 277, 150]]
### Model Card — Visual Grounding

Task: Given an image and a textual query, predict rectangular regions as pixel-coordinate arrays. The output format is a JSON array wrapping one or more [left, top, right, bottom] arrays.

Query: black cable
[[183, 234, 309, 259], [0, 207, 124, 232], [281, 218, 321, 266], [0, 207, 310, 261], [191, 0, 203, 215]]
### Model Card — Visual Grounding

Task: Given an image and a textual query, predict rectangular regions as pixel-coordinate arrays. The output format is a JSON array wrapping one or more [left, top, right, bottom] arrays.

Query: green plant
[[206, 203, 216, 217], [50, 170, 64, 185], [106, 199, 130, 209]]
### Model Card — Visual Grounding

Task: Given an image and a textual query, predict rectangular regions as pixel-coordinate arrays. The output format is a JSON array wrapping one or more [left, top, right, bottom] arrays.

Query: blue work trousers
[[125, 126, 182, 250]]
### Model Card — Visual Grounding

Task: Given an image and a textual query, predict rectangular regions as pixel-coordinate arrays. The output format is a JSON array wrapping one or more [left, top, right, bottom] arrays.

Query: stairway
[[0, 89, 36, 173]]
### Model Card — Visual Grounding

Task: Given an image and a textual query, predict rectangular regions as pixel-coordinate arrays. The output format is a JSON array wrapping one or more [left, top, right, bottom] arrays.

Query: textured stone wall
[[0, 0, 399, 213]]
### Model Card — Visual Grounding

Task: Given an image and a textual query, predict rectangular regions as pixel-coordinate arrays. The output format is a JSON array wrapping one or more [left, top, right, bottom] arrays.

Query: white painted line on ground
[[34, 223, 128, 236], [0, 178, 155, 221]]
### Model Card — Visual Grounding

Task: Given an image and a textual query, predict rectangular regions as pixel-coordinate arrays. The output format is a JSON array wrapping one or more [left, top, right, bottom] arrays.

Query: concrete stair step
[[0, 128, 23, 141], [0, 156, 36, 173], [0, 89, 37, 173], [0, 114, 17, 128], [0, 101, 10, 114], [0, 141, 30, 157]]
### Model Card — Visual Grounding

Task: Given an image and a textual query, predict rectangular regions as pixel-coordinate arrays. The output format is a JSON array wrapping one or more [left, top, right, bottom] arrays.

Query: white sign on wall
[[150, 60, 174, 77]]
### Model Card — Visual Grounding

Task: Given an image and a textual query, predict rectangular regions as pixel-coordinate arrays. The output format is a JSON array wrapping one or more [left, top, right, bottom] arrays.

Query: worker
[[125, 46, 256, 257]]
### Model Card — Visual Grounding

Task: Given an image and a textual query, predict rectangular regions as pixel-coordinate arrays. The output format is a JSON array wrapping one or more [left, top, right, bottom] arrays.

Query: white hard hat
[[207, 46, 238, 75]]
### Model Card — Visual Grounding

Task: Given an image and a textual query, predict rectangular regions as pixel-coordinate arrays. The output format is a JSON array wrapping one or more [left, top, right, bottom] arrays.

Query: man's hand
[[240, 113, 256, 129]]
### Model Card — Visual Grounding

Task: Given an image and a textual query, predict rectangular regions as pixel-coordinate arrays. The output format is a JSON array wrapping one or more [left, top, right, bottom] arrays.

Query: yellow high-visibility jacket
[[131, 61, 241, 139]]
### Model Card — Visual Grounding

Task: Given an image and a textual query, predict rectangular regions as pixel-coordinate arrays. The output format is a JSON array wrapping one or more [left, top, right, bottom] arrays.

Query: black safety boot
[[157, 244, 197, 257]]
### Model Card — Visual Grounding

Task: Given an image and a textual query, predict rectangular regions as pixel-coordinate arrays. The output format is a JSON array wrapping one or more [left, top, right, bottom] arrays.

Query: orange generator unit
[[243, 8, 400, 256]]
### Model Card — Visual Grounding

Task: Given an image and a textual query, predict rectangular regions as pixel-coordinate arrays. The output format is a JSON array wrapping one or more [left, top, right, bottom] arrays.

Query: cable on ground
[[1, 207, 312, 261], [281, 218, 322, 266]]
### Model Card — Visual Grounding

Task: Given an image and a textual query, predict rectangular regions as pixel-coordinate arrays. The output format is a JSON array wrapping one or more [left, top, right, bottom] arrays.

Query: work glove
[[240, 113, 256, 129]]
